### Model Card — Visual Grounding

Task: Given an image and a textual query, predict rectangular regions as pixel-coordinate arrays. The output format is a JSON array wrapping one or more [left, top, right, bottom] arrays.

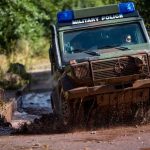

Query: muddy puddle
[[1, 91, 67, 135], [21, 92, 52, 114], [10, 92, 72, 134], [11, 92, 53, 129]]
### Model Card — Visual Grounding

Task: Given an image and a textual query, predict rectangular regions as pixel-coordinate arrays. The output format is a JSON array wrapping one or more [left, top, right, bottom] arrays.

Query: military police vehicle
[[50, 2, 150, 126]]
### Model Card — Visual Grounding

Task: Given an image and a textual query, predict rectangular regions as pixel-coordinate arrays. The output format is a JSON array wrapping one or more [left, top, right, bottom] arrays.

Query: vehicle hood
[[63, 43, 150, 64], [93, 43, 150, 60]]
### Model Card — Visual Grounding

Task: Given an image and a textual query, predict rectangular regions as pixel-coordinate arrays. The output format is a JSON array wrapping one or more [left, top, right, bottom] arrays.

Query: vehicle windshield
[[63, 23, 146, 55]]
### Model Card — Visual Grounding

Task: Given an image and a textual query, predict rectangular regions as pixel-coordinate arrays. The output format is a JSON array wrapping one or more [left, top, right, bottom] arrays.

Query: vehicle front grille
[[90, 54, 149, 85]]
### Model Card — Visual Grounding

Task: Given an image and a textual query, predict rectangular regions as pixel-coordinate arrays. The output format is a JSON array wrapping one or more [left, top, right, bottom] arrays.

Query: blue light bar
[[57, 10, 74, 23], [119, 2, 135, 14]]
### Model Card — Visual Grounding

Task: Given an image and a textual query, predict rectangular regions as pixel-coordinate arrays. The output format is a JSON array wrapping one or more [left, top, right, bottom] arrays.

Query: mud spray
[[12, 93, 150, 135]]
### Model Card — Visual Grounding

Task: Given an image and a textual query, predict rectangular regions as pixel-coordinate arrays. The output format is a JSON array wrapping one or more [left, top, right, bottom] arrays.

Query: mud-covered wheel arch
[[51, 88, 59, 114], [60, 93, 72, 126], [51, 86, 72, 126]]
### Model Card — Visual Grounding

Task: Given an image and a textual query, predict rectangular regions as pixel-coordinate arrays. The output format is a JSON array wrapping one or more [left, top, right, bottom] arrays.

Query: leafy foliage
[[0, 0, 50, 55], [0, 0, 149, 56]]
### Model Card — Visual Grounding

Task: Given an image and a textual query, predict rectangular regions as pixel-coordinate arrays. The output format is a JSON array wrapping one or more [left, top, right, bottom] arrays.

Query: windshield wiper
[[100, 45, 116, 49], [85, 51, 100, 56], [73, 49, 100, 56], [115, 46, 130, 51], [100, 45, 130, 51]]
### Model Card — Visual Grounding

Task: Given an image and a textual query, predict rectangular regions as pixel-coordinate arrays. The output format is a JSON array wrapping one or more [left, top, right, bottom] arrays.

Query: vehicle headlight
[[134, 54, 147, 73], [71, 62, 90, 80]]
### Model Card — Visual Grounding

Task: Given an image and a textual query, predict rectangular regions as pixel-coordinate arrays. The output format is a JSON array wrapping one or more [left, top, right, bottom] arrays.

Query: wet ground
[[1, 125, 150, 150], [11, 92, 52, 129], [1, 70, 53, 134], [1, 69, 150, 150]]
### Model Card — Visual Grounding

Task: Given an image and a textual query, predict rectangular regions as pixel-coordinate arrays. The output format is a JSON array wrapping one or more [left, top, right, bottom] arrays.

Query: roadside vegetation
[[0, 0, 149, 90]]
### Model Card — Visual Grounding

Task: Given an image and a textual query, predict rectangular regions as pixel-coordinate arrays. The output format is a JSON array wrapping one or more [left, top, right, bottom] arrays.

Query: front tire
[[60, 92, 72, 126]]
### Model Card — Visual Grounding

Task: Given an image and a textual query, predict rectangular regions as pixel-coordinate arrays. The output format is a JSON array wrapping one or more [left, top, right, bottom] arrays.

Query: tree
[[101, 0, 150, 28], [0, 0, 50, 55]]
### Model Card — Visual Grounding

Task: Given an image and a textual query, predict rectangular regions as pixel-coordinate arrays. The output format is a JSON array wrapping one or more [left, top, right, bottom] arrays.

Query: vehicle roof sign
[[57, 2, 135, 24]]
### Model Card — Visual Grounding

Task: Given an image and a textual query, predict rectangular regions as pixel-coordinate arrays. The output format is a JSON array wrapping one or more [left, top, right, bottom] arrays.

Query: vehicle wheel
[[50, 94, 55, 113], [60, 93, 72, 126], [51, 88, 72, 126], [51, 90, 57, 114]]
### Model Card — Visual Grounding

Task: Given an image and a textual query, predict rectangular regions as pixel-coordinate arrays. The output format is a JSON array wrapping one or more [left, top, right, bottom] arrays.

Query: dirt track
[[1, 69, 150, 150], [0, 124, 150, 150]]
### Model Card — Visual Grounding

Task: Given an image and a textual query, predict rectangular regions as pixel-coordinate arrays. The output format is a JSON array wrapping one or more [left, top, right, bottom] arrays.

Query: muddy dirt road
[[0, 125, 150, 150], [1, 69, 150, 150]]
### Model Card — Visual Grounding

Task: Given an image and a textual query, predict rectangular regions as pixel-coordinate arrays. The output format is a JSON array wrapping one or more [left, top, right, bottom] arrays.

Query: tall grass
[[0, 37, 50, 82], [0, 55, 8, 82]]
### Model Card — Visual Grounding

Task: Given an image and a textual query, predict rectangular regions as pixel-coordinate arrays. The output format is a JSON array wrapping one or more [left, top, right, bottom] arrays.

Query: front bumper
[[65, 79, 150, 102]]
